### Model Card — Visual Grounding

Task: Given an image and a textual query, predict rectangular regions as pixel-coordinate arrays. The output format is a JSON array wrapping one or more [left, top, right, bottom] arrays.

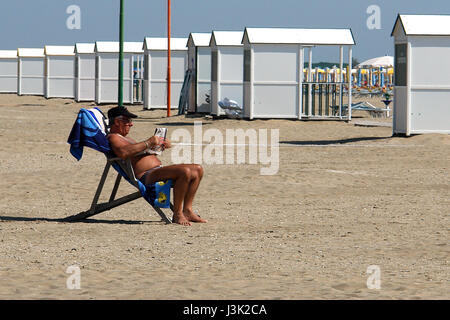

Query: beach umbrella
[[380, 67, 385, 87], [356, 55, 394, 68], [357, 68, 362, 86]]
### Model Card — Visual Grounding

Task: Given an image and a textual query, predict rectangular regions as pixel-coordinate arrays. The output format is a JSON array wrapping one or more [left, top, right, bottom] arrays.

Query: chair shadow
[[281, 136, 392, 146], [0, 215, 163, 225]]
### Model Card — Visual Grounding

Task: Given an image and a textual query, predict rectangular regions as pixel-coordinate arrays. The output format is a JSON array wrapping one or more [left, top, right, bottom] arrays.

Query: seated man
[[107, 106, 206, 226]]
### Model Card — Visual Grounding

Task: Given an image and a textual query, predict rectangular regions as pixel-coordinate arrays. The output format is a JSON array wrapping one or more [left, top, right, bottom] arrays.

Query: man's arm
[[109, 135, 159, 160]]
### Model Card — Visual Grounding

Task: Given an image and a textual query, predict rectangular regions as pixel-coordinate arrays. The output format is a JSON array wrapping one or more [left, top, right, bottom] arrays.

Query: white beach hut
[[242, 27, 355, 120], [187, 32, 212, 113], [94, 41, 144, 104], [17, 48, 45, 96], [75, 43, 96, 102], [391, 14, 450, 135], [210, 31, 244, 116], [143, 37, 188, 110], [0, 50, 18, 93], [44, 45, 75, 99]]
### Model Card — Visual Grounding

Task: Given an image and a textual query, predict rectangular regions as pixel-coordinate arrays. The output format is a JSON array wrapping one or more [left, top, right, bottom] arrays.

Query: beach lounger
[[65, 107, 173, 224], [336, 102, 390, 118]]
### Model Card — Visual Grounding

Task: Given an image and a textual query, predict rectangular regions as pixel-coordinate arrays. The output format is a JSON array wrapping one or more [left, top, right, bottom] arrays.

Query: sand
[[0, 93, 448, 300]]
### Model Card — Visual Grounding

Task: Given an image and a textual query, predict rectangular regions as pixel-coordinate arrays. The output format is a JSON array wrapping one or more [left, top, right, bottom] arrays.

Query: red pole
[[167, 0, 171, 117]]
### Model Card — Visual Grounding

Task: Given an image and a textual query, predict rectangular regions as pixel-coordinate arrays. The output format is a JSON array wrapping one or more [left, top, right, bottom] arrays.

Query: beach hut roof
[[392, 14, 450, 36], [143, 37, 188, 51], [188, 33, 212, 47], [17, 48, 45, 58], [243, 27, 355, 45], [75, 43, 95, 54], [44, 45, 75, 56], [95, 41, 144, 53], [95, 41, 117, 53], [0, 50, 18, 59], [356, 56, 394, 68], [210, 31, 244, 46], [124, 42, 145, 53]]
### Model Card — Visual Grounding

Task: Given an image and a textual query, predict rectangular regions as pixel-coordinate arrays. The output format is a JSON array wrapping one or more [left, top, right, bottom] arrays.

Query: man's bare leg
[[171, 169, 192, 226], [182, 164, 207, 223], [145, 165, 193, 226]]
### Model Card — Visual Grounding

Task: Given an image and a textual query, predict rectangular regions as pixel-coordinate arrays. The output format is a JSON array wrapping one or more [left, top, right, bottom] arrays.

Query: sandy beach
[[0, 93, 448, 300]]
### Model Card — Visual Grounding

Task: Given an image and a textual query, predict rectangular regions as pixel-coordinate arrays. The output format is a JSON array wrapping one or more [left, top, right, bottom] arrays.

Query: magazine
[[147, 128, 168, 155]]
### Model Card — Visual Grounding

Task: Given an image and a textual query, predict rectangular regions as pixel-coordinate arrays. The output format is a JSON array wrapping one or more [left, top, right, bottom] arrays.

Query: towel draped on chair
[[67, 107, 171, 208]]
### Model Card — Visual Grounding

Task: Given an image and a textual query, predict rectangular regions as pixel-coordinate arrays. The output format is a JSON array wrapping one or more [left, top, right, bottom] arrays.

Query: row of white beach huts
[[0, 40, 177, 107], [0, 27, 356, 120], [1, 17, 450, 135]]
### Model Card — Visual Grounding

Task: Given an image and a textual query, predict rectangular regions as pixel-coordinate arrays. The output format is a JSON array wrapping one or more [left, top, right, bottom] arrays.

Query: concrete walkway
[[352, 120, 392, 127]]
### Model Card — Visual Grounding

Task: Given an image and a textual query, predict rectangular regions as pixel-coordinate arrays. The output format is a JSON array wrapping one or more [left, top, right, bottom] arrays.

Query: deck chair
[[65, 107, 173, 224]]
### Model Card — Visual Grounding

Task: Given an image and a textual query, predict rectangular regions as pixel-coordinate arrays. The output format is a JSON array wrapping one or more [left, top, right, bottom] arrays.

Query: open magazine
[[146, 128, 168, 155]]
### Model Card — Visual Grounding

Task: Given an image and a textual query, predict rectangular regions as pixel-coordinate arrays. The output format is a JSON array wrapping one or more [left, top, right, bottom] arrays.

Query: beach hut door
[[395, 44, 407, 87]]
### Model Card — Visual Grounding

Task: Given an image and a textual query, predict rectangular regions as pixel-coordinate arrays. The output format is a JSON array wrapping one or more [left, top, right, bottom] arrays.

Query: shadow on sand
[[281, 136, 392, 146], [0, 215, 162, 225]]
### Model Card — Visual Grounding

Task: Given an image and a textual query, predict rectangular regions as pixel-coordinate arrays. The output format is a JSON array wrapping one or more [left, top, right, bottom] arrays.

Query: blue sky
[[0, 0, 448, 62]]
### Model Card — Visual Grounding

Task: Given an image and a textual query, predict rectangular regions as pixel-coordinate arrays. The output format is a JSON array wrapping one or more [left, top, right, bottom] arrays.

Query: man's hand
[[147, 136, 160, 149], [162, 138, 172, 149], [145, 136, 170, 151]]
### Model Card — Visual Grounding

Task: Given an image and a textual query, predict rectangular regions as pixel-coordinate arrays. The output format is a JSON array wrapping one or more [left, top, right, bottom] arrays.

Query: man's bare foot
[[183, 209, 208, 223], [172, 213, 192, 226]]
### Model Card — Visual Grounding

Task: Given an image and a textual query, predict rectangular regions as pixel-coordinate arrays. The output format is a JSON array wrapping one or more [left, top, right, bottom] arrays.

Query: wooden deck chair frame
[[63, 155, 173, 224]]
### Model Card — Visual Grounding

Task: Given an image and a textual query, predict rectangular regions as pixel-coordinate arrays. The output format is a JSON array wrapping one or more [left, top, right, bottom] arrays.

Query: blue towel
[[111, 160, 172, 209], [67, 107, 171, 208], [67, 107, 111, 160]]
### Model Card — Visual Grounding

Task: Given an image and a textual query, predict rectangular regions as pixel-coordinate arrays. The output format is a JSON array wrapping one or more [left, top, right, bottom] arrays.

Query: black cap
[[107, 106, 138, 121]]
